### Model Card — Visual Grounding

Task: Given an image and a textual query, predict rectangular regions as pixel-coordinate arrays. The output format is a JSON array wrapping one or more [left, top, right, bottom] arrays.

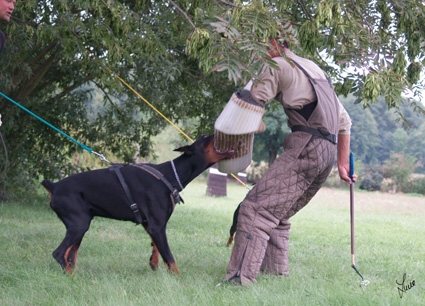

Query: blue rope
[[0, 91, 93, 153]]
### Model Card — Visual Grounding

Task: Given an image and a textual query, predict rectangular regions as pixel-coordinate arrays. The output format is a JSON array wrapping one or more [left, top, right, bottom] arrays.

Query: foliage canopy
[[1, 0, 425, 187]]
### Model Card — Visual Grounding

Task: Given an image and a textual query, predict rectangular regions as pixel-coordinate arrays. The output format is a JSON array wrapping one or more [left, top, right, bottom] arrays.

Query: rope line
[[1, 49, 249, 188], [110, 73, 248, 187], [100, 62, 248, 188], [0, 92, 93, 152], [0, 91, 111, 164], [105, 68, 193, 142]]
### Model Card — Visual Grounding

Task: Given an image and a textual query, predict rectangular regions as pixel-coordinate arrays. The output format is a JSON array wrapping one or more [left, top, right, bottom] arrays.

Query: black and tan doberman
[[42, 135, 234, 275]]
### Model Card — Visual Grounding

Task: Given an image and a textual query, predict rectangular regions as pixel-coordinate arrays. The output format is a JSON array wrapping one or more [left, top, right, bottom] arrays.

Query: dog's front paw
[[149, 260, 159, 271]]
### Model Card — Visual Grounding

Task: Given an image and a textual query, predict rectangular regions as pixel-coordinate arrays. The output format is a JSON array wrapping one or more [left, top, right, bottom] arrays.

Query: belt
[[291, 125, 337, 144]]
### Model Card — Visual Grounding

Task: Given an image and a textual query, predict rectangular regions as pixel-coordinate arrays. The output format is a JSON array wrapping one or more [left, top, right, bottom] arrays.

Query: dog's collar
[[171, 160, 184, 191]]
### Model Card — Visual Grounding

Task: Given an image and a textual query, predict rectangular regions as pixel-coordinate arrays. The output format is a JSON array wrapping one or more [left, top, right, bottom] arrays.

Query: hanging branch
[[169, 0, 196, 29]]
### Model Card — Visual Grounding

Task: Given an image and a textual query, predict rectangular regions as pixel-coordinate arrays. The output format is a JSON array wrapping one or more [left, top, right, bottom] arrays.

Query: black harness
[[109, 164, 183, 225]]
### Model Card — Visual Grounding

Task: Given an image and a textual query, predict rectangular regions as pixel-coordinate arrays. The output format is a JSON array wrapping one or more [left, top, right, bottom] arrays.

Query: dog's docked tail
[[41, 179, 55, 192], [41, 180, 56, 201]]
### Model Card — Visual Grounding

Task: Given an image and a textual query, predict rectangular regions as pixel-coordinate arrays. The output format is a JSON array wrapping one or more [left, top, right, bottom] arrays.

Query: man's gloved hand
[[236, 90, 264, 107]]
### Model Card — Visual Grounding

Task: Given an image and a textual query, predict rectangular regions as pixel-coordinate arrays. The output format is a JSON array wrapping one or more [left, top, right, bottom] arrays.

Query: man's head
[[268, 38, 289, 58], [0, 0, 15, 22]]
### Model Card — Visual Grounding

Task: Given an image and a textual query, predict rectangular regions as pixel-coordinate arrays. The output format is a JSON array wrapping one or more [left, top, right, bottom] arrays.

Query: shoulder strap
[[109, 165, 145, 225], [131, 164, 183, 204], [290, 58, 314, 81], [290, 58, 332, 85]]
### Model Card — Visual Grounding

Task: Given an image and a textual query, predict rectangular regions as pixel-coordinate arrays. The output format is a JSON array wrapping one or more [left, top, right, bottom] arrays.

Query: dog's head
[[174, 135, 235, 165]]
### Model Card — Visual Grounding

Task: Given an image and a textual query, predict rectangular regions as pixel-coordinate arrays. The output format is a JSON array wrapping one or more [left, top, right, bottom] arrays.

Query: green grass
[[1, 180, 424, 305]]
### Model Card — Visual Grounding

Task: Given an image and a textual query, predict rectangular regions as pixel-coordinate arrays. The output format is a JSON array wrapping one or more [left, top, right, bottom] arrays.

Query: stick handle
[[349, 152, 354, 181], [350, 153, 355, 261]]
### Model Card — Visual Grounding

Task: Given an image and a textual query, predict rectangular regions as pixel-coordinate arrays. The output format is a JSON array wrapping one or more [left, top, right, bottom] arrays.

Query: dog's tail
[[41, 179, 55, 192], [41, 180, 55, 202], [226, 203, 241, 247]]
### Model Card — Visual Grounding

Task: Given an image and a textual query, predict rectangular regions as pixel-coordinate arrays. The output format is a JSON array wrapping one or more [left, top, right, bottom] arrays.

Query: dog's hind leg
[[52, 211, 92, 274], [53, 229, 89, 274], [66, 241, 82, 270]]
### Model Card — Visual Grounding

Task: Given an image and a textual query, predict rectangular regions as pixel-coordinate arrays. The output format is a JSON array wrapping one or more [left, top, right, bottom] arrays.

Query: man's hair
[[270, 37, 289, 49]]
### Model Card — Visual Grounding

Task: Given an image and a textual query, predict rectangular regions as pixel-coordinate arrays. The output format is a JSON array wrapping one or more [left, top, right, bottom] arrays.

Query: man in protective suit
[[223, 39, 356, 286]]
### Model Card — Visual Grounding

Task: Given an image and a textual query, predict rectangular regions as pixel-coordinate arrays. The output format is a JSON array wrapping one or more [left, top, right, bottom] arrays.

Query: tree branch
[[168, 0, 196, 29], [215, 0, 240, 8], [297, 0, 313, 20], [44, 73, 97, 106], [15, 50, 59, 101]]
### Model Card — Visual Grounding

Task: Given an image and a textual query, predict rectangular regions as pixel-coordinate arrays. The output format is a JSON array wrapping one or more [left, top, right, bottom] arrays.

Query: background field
[[1, 180, 424, 306]]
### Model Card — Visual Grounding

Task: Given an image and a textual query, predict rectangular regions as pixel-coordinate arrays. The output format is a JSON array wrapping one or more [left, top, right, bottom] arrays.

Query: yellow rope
[[105, 67, 194, 143], [231, 174, 250, 189], [108, 69, 249, 188], [93, 54, 249, 189]]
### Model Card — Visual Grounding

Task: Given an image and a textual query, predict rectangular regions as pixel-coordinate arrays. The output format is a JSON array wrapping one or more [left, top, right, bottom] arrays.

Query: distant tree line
[[250, 96, 425, 194], [1, 1, 425, 198]]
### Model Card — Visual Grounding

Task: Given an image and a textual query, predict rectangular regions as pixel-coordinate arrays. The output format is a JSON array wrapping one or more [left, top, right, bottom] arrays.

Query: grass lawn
[[1, 179, 424, 305]]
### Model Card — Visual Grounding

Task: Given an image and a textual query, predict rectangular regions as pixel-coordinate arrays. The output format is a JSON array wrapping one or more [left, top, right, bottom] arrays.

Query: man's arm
[[337, 134, 357, 183]]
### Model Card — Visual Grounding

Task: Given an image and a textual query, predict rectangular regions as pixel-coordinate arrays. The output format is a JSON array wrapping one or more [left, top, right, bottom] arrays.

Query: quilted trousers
[[224, 134, 336, 285], [260, 219, 291, 276]]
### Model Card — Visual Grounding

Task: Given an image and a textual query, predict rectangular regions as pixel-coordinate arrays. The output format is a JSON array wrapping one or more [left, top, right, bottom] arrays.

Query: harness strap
[[289, 58, 337, 145], [290, 59, 333, 86], [109, 165, 145, 225], [291, 125, 337, 144], [130, 164, 183, 204]]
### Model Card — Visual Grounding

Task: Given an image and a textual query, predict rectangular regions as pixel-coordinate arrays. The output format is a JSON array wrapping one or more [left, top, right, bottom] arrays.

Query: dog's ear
[[173, 145, 194, 155], [173, 135, 211, 155]]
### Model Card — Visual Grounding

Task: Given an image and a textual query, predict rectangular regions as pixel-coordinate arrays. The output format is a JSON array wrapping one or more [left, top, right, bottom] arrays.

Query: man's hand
[[337, 134, 357, 183], [338, 162, 357, 183]]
